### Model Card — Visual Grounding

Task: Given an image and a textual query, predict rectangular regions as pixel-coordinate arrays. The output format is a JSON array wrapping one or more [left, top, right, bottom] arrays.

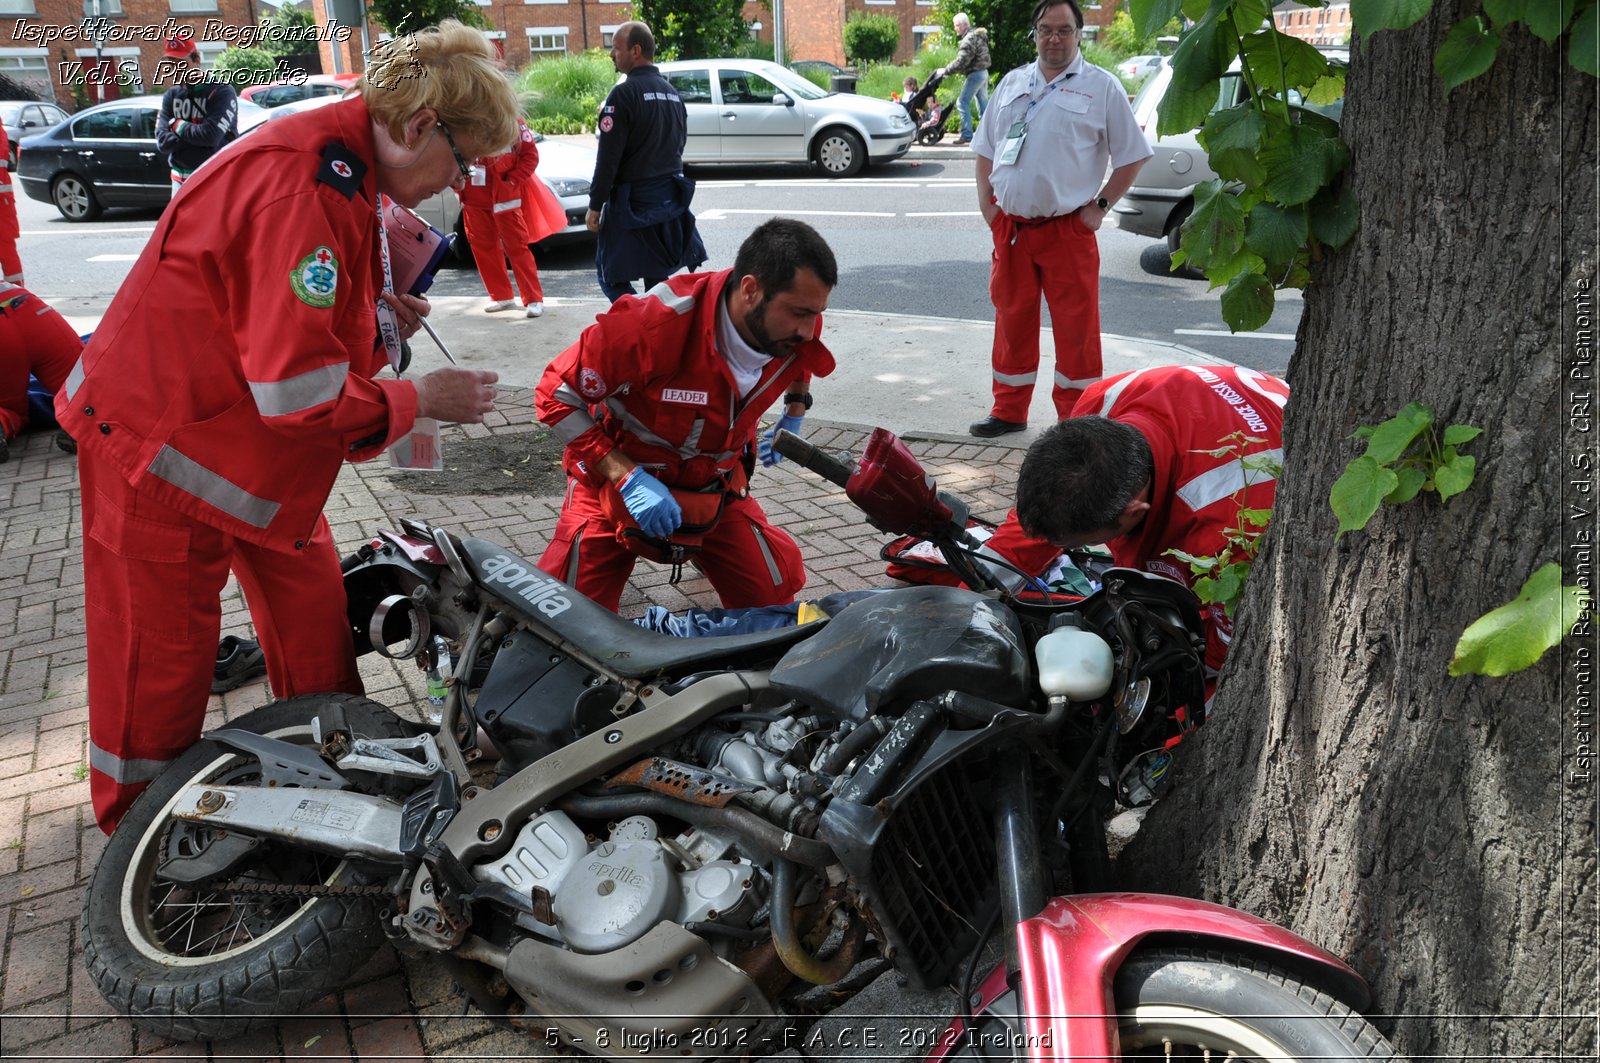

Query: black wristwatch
[[785, 391, 814, 410], [1092, 195, 1110, 211]]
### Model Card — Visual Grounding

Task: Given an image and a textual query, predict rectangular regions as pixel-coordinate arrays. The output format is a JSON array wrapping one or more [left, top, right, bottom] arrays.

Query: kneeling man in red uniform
[[536, 217, 837, 612], [988, 364, 1289, 672]]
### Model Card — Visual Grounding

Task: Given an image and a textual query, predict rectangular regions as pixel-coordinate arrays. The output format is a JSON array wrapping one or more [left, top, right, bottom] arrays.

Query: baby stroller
[[903, 71, 957, 145]]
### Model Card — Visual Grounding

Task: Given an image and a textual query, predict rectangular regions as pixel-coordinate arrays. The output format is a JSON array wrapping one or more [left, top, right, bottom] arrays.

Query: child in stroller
[[902, 72, 957, 145]]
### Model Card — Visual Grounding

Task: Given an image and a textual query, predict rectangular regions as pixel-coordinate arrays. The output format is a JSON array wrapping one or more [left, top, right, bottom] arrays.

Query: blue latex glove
[[619, 467, 682, 539], [759, 413, 806, 467]]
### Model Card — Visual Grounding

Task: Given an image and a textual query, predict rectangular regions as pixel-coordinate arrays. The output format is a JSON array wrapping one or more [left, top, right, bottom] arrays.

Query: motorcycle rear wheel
[[942, 947, 1395, 1061], [80, 695, 410, 1044]]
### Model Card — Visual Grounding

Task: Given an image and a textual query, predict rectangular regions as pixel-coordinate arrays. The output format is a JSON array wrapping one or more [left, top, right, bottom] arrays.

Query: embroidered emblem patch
[[331, 159, 353, 178], [291, 246, 339, 308], [579, 367, 606, 399], [599, 115, 614, 133]]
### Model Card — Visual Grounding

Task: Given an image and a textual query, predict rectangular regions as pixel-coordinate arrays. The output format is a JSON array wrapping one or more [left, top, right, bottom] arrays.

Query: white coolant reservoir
[[1034, 624, 1115, 701]]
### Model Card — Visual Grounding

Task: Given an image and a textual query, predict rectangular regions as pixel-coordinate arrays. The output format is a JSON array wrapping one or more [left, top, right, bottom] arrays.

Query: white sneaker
[[524, 302, 544, 318], [484, 299, 517, 313]]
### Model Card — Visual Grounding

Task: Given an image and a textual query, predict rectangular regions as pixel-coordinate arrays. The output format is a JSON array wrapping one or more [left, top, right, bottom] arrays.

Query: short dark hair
[[1032, 0, 1083, 31], [1015, 416, 1152, 542], [731, 218, 839, 296]]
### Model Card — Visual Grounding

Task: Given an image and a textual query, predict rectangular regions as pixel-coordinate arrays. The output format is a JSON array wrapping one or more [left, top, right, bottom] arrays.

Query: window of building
[[526, 27, 569, 52], [913, 25, 940, 50], [0, 51, 50, 96], [600, 24, 619, 46], [0, 0, 37, 15], [81, 0, 123, 15], [169, 0, 218, 12], [748, 21, 762, 37]]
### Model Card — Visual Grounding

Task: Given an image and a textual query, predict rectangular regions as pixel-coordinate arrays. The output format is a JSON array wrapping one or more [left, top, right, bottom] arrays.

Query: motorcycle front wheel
[[942, 947, 1395, 1061], [80, 695, 410, 1043]]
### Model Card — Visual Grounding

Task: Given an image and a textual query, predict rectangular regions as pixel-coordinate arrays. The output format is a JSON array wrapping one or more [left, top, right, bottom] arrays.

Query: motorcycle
[[81, 427, 1396, 1060]]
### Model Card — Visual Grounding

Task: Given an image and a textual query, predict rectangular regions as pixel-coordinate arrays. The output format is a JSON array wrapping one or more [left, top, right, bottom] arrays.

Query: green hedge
[[516, 50, 616, 134]]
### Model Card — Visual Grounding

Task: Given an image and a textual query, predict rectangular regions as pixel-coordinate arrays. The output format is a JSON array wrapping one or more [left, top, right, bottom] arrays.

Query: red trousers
[[0, 288, 81, 439], [463, 204, 543, 306], [79, 451, 362, 832], [1, 239, 19, 284], [537, 476, 806, 613], [988, 212, 1103, 422]]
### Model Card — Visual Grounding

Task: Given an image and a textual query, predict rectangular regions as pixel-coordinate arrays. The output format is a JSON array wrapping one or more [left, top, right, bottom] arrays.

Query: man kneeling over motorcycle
[[983, 364, 1289, 675], [535, 217, 837, 612]]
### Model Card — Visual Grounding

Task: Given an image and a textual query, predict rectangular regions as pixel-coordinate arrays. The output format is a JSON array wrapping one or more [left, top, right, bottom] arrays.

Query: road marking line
[[87, 254, 140, 262], [1175, 328, 1296, 341], [19, 228, 155, 237], [905, 211, 980, 217], [696, 208, 895, 220]]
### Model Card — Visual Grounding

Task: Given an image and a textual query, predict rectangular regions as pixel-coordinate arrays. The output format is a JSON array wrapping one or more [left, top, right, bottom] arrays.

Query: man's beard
[[744, 297, 797, 357]]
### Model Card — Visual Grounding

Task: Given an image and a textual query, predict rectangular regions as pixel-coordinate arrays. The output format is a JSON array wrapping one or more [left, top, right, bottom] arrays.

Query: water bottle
[[425, 635, 451, 724]]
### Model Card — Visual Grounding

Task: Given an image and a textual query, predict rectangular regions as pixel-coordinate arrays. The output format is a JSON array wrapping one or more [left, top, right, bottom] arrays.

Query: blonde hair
[[359, 20, 519, 157]]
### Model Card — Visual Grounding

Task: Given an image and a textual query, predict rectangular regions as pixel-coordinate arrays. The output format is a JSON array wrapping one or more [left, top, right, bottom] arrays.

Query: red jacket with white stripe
[[989, 364, 1289, 669], [54, 96, 415, 549], [535, 269, 835, 491], [0, 126, 17, 242], [457, 118, 539, 213]]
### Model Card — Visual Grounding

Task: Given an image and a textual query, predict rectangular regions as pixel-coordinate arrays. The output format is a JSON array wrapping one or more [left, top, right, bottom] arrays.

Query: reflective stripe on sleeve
[[493, 199, 523, 212], [750, 524, 782, 586], [551, 407, 599, 443], [1053, 371, 1100, 390], [147, 445, 282, 529], [248, 363, 349, 417], [642, 281, 696, 316], [89, 741, 172, 785], [62, 357, 86, 400], [1086, 366, 1158, 416], [1175, 448, 1283, 512], [993, 369, 1036, 386]]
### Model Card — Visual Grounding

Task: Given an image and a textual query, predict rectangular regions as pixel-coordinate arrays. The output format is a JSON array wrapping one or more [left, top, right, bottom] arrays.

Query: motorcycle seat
[[458, 538, 823, 678]]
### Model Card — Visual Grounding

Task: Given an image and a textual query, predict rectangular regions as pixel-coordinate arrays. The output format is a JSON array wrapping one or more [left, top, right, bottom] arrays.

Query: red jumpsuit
[[0, 282, 82, 439], [535, 270, 834, 612], [55, 96, 419, 831], [459, 119, 543, 308], [986, 364, 1289, 670], [1, 126, 21, 284]]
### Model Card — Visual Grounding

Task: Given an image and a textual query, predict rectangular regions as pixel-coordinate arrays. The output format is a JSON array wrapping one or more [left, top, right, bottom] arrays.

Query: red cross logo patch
[[331, 160, 353, 179]]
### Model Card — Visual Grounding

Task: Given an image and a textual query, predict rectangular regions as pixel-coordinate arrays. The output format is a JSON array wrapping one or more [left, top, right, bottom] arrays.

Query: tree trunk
[[1118, 4, 1597, 1058]]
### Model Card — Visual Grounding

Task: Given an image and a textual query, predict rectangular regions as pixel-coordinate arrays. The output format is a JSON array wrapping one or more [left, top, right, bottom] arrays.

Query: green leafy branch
[[1167, 432, 1281, 619], [1330, 401, 1481, 538], [1450, 562, 1592, 677], [1130, 0, 1596, 333]]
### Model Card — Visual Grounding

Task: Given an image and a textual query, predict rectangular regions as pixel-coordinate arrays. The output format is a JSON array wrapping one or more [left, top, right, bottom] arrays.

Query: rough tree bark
[[1118, 4, 1597, 1058]]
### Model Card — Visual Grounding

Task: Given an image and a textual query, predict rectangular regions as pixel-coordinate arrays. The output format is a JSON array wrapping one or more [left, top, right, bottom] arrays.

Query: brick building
[[1272, 0, 1350, 47], [1, 0, 259, 108]]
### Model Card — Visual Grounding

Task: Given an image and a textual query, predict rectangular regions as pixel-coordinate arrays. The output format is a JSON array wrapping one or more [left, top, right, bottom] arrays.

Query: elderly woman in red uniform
[[1, 125, 22, 285], [56, 21, 519, 831]]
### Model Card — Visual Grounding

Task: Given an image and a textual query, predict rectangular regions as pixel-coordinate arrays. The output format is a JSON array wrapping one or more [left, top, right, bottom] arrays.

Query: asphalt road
[[13, 156, 1299, 377]]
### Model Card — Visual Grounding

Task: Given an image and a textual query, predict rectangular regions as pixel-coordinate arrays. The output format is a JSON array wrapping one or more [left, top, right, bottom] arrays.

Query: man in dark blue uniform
[[587, 21, 706, 302]]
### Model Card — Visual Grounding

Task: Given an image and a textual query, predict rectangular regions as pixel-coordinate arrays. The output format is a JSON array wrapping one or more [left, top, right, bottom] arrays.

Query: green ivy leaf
[[1239, 507, 1274, 527], [1201, 104, 1268, 155], [1203, 249, 1265, 290], [1305, 72, 1347, 107], [1449, 563, 1590, 677], [1524, 0, 1577, 41], [1364, 402, 1435, 464], [1442, 423, 1484, 446], [1572, 2, 1599, 75], [1482, 0, 1531, 28], [1220, 271, 1276, 332], [1240, 30, 1330, 92], [1434, 453, 1477, 502], [1211, 562, 1247, 607], [1435, 17, 1503, 96], [1157, 74, 1226, 137], [1131, 0, 1185, 39], [1352, 424, 1376, 441], [1171, 9, 1239, 90], [1384, 465, 1428, 504], [1193, 574, 1221, 602], [1230, 0, 1274, 35], [1184, 179, 1248, 264], [1278, 259, 1314, 290], [1167, 547, 1219, 571], [1260, 125, 1349, 207], [1244, 201, 1310, 266], [1180, 0, 1214, 22], [1353, 0, 1434, 40], [1309, 181, 1362, 248], [1331, 455, 1401, 538]]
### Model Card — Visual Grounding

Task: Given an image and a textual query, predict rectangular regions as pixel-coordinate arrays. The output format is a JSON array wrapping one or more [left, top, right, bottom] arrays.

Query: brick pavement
[[0, 387, 1025, 1061]]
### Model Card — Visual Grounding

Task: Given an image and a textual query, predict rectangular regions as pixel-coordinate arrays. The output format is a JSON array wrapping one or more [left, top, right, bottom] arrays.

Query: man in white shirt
[[968, 0, 1152, 438]]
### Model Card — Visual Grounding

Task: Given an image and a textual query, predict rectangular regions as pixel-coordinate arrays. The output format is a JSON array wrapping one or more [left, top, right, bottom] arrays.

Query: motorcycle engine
[[472, 812, 757, 954]]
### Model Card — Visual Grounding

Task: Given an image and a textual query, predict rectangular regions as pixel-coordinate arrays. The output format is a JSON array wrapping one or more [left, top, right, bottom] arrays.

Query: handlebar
[[773, 430, 855, 488]]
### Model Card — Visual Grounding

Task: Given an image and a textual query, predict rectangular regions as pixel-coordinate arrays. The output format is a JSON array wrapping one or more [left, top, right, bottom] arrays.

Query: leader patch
[[291, 246, 339, 308]]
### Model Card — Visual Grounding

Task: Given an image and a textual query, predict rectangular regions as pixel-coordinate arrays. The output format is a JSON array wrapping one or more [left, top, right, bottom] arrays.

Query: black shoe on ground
[[968, 415, 1027, 438], [53, 430, 76, 455], [213, 635, 267, 693]]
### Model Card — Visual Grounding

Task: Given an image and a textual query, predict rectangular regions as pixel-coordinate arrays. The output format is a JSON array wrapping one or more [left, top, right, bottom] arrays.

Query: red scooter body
[[926, 893, 1370, 1061]]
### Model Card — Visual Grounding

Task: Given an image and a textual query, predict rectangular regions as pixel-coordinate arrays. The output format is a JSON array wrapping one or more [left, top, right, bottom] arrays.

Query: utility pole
[[772, 0, 784, 65]]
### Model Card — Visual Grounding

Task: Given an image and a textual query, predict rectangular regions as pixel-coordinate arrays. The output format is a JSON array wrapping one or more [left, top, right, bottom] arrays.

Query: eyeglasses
[[436, 121, 471, 180], [1034, 25, 1079, 40]]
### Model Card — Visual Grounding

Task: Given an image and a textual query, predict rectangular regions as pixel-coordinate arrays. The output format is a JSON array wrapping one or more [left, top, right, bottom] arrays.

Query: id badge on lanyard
[[997, 120, 1028, 165], [373, 193, 405, 373]]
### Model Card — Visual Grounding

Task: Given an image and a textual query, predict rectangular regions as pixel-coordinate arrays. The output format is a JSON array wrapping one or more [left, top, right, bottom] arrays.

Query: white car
[[1116, 54, 1165, 85], [655, 58, 915, 178]]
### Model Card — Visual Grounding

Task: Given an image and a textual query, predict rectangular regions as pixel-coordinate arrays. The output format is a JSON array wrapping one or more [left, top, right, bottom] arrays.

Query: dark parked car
[[15, 95, 268, 221], [2, 100, 70, 167]]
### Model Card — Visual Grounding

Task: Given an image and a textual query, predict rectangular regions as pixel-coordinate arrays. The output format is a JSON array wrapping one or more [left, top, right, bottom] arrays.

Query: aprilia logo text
[[479, 555, 573, 618]]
